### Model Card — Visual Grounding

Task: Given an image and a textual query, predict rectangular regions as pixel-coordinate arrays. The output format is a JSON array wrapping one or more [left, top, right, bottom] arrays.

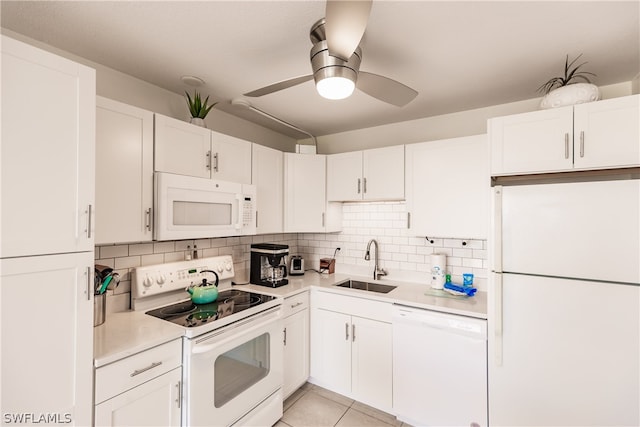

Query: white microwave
[[154, 172, 256, 241]]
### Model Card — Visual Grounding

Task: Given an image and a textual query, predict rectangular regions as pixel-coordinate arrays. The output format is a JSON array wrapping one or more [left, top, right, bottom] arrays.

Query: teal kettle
[[187, 270, 219, 304]]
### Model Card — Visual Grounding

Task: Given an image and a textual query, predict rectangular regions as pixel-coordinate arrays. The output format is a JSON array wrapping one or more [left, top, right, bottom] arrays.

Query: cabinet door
[[252, 144, 283, 234], [95, 368, 181, 427], [327, 151, 363, 201], [154, 113, 211, 178], [363, 145, 405, 201], [351, 317, 393, 412], [211, 131, 252, 184], [310, 308, 351, 396], [573, 94, 640, 170], [1, 35, 95, 258], [96, 97, 154, 244], [284, 154, 327, 232], [1, 252, 94, 426], [406, 135, 489, 239], [489, 106, 573, 175], [283, 309, 310, 398]]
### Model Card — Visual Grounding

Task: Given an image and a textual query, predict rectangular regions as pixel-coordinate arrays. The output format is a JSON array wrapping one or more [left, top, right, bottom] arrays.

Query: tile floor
[[276, 383, 412, 427]]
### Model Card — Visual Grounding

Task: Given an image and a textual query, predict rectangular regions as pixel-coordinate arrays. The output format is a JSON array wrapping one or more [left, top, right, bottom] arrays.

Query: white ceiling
[[2, 1, 639, 139]]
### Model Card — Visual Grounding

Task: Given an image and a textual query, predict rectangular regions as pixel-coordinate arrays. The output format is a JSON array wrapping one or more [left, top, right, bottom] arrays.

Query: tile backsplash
[[97, 201, 487, 314]]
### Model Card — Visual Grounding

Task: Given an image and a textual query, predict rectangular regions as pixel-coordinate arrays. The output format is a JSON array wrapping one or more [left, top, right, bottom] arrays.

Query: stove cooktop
[[145, 289, 277, 328]]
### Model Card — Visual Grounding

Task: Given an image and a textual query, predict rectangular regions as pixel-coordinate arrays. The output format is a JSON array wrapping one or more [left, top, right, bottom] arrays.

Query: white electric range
[[132, 255, 284, 426]]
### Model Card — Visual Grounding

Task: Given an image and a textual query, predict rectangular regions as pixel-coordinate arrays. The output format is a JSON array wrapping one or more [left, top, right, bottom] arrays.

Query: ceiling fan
[[243, 0, 418, 107]]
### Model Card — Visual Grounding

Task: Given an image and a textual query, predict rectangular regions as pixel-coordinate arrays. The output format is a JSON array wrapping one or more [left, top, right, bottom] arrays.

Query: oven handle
[[191, 306, 281, 355]]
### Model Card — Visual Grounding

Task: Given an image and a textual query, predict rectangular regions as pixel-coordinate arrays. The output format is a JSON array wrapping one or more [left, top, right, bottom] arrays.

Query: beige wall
[[308, 81, 634, 154], [1, 29, 297, 152]]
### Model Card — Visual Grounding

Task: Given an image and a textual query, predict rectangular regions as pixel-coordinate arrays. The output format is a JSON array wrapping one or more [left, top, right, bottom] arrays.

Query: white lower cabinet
[[94, 340, 182, 427], [310, 290, 392, 412], [95, 368, 181, 426], [282, 291, 310, 398]]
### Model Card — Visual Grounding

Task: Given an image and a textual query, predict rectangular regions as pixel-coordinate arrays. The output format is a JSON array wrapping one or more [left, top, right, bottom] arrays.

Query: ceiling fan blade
[[325, 0, 372, 61], [243, 74, 313, 97], [357, 71, 418, 107]]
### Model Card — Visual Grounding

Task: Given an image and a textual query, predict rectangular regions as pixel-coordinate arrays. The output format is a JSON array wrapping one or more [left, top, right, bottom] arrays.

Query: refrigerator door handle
[[493, 186, 503, 272], [494, 272, 503, 366]]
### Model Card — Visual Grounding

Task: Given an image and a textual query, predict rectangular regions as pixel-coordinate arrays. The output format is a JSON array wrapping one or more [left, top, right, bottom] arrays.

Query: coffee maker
[[250, 243, 289, 287]]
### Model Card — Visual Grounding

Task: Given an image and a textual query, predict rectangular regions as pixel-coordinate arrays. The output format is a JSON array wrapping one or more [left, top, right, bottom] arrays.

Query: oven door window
[[214, 332, 270, 407]]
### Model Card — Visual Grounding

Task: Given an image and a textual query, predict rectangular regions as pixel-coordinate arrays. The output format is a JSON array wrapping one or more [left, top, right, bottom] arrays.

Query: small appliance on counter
[[250, 243, 289, 287], [289, 255, 305, 275], [430, 253, 446, 289]]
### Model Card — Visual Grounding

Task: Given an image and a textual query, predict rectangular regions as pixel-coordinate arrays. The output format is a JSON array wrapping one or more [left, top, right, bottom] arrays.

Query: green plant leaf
[[185, 90, 217, 119], [537, 54, 597, 95]]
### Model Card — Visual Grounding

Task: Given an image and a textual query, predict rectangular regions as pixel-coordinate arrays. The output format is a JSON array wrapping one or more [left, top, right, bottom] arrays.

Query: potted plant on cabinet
[[186, 91, 217, 127], [538, 54, 599, 109]]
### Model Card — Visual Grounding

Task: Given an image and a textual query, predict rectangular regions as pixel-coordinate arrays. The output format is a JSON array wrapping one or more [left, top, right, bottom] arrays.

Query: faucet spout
[[365, 239, 387, 280]]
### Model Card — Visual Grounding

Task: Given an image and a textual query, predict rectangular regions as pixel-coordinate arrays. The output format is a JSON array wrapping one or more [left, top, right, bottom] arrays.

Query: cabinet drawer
[[312, 290, 392, 323], [283, 291, 309, 317], [95, 339, 181, 404]]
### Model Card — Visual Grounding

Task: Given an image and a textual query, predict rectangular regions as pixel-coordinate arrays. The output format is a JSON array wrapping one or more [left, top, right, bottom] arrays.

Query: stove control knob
[[216, 264, 224, 273], [225, 261, 232, 271], [143, 275, 154, 288], [157, 274, 166, 285]]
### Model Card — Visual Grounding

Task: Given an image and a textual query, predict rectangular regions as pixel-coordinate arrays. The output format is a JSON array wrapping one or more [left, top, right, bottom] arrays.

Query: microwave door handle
[[235, 194, 243, 230]]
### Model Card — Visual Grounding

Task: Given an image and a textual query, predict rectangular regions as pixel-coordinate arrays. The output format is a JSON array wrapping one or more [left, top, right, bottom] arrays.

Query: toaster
[[289, 255, 305, 275]]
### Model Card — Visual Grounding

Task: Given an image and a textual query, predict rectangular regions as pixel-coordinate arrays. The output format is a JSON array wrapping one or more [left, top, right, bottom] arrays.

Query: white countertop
[[239, 272, 487, 320], [94, 310, 184, 368], [94, 272, 486, 367]]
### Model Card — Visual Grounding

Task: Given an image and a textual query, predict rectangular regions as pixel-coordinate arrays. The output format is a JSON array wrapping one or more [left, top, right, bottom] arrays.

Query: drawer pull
[[290, 301, 303, 309], [130, 361, 163, 377]]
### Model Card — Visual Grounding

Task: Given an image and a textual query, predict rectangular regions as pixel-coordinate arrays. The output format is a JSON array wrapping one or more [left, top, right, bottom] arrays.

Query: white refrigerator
[[489, 178, 640, 426]]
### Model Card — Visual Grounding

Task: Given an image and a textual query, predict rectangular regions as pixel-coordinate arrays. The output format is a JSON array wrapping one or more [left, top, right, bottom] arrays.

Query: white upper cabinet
[[406, 135, 489, 239], [572, 95, 639, 170], [489, 94, 640, 175], [211, 131, 252, 184], [96, 97, 154, 244], [154, 114, 252, 183], [327, 146, 405, 201], [154, 114, 211, 178], [284, 153, 342, 233], [252, 144, 283, 234], [1, 35, 95, 258]]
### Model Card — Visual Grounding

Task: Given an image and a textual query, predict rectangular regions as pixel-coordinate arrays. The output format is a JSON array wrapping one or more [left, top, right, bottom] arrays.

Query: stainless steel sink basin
[[335, 280, 397, 294]]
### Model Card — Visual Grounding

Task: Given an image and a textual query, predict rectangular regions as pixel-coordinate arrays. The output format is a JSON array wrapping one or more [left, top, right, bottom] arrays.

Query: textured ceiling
[[2, 1, 639, 138]]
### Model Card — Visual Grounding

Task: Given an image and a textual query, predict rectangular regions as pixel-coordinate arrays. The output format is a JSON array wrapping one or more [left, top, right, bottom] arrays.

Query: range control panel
[[132, 255, 235, 298]]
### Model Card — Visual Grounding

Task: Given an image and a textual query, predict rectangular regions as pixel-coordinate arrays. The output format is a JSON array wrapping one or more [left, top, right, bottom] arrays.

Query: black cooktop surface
[[145, 289, 276, 328]]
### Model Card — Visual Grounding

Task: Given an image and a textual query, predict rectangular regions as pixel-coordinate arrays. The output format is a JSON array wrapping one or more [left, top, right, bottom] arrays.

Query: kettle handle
[[199, 270, 220, 287]]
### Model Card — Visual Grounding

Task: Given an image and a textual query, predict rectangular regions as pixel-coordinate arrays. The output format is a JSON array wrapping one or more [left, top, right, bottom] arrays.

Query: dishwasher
[[392, 304, 487, 427]]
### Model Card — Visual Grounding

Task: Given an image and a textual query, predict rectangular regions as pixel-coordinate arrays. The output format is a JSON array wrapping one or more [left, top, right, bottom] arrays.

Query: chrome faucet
[[365, 239, 387, 280]]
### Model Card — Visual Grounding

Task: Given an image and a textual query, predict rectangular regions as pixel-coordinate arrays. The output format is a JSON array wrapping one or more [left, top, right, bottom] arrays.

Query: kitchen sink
[[335, 280, 397, 294]]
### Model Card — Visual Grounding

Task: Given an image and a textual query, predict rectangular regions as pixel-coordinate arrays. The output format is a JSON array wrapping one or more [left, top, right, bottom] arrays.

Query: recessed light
[[181, 75, 205, 87]]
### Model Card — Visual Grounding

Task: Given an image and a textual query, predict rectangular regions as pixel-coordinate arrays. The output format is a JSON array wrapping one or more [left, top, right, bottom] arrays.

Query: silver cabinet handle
[[322, 212, 325, 228], [145, 208, 152, 231], [345, 322, 349, 341], [130, 361, 162, 377], [206, 150, 212, 170], [283, 327, 287, 346], [176, 381, 181, 408], [352, 324, 356, 342], [363, 177, 367, 194], [255, 211, 259, 228], [407, 212, 411, 229], [213, 152, 219, 172], [290, 301, 303, 309], [86, 266, 91, 301], [564, 133, 569, 159], [87, 204, 93, 238], [580, 131, 585, 158], [357, 178, 361, 194]]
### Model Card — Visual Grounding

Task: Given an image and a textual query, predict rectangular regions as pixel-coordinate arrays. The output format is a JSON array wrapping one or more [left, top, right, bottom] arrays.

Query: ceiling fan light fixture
[[316, 75, 356, 100]]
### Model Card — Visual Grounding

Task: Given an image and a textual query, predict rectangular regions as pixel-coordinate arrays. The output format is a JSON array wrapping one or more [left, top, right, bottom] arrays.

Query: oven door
[[184, 306, 283, 427]]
